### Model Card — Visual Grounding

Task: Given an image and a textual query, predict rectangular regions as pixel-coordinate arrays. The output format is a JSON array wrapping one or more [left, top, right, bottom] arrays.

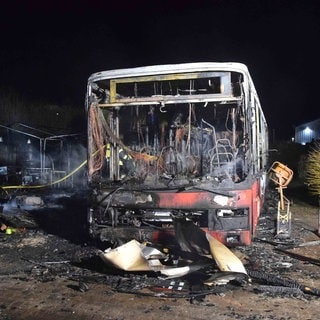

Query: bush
[[305, 142, 320, 196]]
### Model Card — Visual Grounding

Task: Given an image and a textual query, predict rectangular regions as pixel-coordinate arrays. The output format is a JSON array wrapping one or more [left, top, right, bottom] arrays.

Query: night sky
[[1, 0, 319, 140]]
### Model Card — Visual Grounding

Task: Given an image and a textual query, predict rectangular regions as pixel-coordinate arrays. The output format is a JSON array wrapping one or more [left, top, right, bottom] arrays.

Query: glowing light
[[304, 127, 312, 134]]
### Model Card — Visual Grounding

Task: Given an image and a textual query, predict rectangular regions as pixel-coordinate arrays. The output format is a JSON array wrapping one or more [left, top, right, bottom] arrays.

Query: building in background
[[295, 118, 320, 145]]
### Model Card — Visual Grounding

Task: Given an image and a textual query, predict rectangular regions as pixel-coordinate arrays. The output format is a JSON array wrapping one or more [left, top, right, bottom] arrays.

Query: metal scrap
[[99, 216, 248, 288]]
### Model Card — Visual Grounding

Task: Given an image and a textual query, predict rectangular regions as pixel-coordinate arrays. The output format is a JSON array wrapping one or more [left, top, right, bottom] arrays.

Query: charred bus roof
[[88, 62, 250, 81], [87, 62, 261, 109]]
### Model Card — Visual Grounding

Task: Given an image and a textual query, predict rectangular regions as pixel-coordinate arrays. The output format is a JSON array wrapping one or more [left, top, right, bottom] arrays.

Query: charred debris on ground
[[0, 186, 320, 303]]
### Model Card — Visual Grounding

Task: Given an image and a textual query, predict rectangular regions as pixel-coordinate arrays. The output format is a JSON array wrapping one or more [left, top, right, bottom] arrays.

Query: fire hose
[[1, 158, 88, 190], [0, 138, 156, 192], [248, 270, 320, 296]]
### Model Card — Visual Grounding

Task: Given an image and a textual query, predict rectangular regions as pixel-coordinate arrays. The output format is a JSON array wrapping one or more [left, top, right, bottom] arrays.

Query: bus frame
[[86, 62, 268, 246]]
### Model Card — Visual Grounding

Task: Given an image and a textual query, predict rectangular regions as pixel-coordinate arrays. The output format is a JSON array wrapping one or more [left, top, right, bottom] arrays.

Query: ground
[[0, 186, 320, 320]]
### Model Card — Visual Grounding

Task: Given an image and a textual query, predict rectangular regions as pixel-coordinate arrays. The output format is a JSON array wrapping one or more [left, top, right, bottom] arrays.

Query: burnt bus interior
[[86, 65, 268, 244]]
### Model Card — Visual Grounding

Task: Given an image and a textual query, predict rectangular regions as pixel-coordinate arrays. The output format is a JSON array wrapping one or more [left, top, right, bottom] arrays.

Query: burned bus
[[86, 62, 268, 246]]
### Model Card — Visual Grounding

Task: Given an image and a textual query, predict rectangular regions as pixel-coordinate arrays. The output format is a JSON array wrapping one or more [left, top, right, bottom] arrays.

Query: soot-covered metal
[[86, 63, 269, 246]]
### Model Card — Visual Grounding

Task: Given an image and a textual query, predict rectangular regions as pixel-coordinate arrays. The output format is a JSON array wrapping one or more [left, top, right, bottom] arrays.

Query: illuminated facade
[[295, 119, 320, 145]]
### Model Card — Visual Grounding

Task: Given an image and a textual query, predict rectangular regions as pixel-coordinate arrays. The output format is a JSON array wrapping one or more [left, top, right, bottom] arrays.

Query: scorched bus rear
[[86, 62, 268, 246]]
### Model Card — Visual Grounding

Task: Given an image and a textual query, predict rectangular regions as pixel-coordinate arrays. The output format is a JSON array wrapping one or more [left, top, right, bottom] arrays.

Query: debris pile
[[1, 190, 320, 303]]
